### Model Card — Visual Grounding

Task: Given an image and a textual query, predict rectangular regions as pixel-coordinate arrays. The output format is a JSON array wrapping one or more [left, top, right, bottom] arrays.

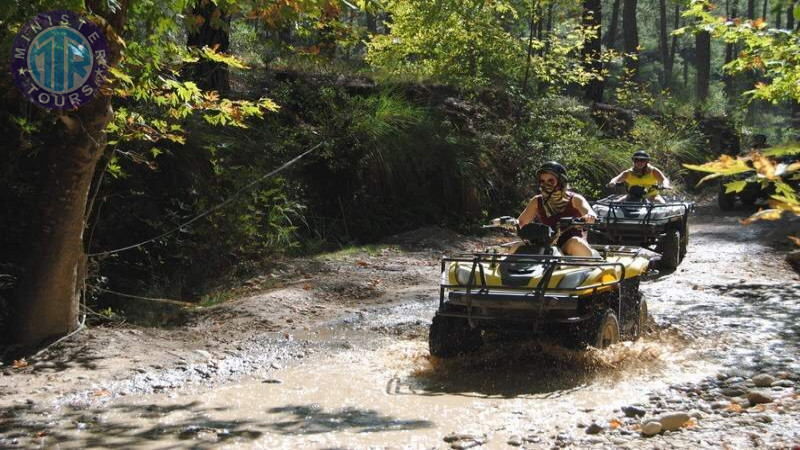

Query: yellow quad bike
[[429, 217, 656, 358]]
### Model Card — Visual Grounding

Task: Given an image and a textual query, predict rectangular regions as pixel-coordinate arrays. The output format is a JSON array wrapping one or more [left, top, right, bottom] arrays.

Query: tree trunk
[[670, 6, 679, 87], [522, 2, 536, 92], [622, 0, 639, 78], [761, 0, 767, 19], [187, 0, 231, 93], [659, 0, 671, 89], [582, 0, 604, 102], [748, 0, 756, 18], [724, 0, 737, 101], [366, 11, 377, 34], [776, 8, 782, 28], [606, 0, 621, 49], [788, 1, 795, 29], [12, 2, 126, 348], [696, 30, 711, 102], [318, 1, 340, 59]]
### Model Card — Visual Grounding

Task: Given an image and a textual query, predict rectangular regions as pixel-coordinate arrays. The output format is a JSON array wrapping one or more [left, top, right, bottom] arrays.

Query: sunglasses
[[538, 177, 557, 185]]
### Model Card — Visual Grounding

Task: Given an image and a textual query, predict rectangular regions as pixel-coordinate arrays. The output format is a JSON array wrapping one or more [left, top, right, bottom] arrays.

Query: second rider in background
[[607, 150, 672, 203]]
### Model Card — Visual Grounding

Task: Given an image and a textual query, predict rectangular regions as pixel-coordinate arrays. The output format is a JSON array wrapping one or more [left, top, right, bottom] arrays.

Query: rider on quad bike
[[517, 161, 598, 257], [607, 151, 672, 203]]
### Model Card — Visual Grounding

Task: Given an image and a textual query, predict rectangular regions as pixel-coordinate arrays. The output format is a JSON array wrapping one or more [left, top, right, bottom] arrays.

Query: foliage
[[366, 0, 595, 89], [679, 0, 800, 104], [685, 143, 800, 223]]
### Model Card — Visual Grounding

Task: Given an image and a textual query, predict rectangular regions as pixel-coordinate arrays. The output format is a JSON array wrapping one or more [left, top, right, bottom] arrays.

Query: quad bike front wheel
[[633, 299, 648, 340], [658, 228, 681, 272], [590, 309, 621, 349], [429, 315, 483, 358], [679, 222, 689, 260]]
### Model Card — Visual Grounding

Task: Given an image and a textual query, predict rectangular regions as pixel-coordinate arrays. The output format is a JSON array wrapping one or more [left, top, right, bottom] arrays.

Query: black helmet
[[536, 161, 568, 186], [632, 150, 650, 161]]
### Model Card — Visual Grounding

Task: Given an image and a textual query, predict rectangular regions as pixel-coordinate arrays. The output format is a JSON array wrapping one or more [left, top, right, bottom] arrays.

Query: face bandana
[[632, 163, 651, 177], [541, 186, 571, 217]]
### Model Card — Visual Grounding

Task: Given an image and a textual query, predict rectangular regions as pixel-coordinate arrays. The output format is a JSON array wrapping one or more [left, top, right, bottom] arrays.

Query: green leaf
[[724, 180, 748, 193], [794, 2, 800, 21]]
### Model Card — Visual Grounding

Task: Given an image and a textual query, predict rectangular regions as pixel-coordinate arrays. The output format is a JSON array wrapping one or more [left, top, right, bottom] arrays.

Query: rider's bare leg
[[562, 237, 596, 257], [650, 195, 666, 203]]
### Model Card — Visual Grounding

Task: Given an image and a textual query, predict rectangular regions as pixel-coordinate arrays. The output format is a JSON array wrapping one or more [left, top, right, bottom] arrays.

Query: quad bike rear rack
[[593, 198, 694, 226], [438, 250, 637, 324]]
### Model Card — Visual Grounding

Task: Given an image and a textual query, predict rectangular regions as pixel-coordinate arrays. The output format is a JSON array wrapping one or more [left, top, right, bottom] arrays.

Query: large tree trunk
[[761, 0, 768, 19], [12, 2, 126, 348], [788, 1, 795, 29], [696, 30, 711, 102], [659, 0, 671, 89], [606, 0, 621, 49], [622, 0, 639, 78], [187, 0, 231, 93], [582, 0, 604, 102], [748, 0, 756, 18], [776, 8, 782, 27]]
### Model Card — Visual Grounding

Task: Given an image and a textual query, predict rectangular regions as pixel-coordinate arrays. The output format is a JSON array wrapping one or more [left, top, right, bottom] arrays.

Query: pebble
[[507, 435, 522, 446], [721, 387, 747, 397], [641, 421, 662, 436], [771, 380, 795, 388], [622, 405, 646, 417], [754, 414, 774, 424], [658, 412, 691, 431], [752, 374, 775, 387], [262, 378, 282, 384], [444, 433, 477, 443], [747, 391, 773, 405], [585, 423, 604, 435], [451, 440, 482, 449]]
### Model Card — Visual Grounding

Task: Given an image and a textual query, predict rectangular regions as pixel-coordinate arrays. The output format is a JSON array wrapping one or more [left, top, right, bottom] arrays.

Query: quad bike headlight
[[455, 264, 474, 285], [557, 270, 591, 289]]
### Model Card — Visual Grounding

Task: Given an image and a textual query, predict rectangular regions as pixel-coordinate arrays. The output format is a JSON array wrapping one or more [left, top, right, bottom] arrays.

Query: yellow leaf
[[684, 155, 752, 175], [12, 359, 28, 368], [609, 419, 622, 429], [751, 153, 778, 180], [788, 235, 800, 246], [740, 208, 784, 224]]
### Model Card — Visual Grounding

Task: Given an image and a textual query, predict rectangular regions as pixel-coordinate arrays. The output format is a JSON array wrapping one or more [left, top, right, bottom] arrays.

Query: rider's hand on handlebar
[[581, 214, 596, 224]]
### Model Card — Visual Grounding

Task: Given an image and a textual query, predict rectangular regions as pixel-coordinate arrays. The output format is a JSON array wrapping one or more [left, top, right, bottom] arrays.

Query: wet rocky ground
[[1, 207, 799, 449]]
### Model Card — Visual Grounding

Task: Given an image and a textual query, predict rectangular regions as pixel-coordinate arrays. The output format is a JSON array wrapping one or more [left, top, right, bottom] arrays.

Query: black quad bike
[[429, 217, 656, 358], [590, 185, 694, 272], [718, 155, 800, 210]]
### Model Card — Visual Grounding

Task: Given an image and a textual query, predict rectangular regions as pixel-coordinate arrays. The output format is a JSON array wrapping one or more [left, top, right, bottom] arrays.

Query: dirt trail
[[1, 208, 799, 449]]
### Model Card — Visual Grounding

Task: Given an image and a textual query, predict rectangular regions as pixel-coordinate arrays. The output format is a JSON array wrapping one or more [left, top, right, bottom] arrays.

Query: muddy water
[[2, 207, 799, 449]]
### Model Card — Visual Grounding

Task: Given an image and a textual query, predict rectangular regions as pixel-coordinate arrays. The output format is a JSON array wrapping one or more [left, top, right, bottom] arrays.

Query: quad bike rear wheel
[[718, 182, 736, 211], [658, 228, 681, 272], [429, 315, 483, 358]]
